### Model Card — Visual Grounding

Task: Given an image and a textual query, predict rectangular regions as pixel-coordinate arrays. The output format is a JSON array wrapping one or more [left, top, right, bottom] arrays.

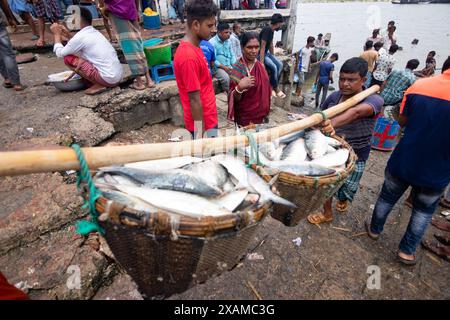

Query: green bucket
[[144, 43, 172, 67]]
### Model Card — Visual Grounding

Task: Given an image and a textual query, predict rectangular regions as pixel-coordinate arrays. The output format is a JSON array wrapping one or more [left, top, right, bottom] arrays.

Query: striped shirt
[[380, 68, 416, 105], [321, 91, 384, 161]]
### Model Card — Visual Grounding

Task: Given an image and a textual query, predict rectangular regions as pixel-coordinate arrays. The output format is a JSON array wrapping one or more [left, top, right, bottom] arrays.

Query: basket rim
[[93, 194, 271, 238]]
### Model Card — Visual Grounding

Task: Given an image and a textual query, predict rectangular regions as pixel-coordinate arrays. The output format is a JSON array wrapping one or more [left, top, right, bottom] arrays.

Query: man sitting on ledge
[[50, 6, 123, 95]]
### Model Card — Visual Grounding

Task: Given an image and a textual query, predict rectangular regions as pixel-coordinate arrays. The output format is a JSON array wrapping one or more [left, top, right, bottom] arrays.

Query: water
[[282, 1, 450, 72]]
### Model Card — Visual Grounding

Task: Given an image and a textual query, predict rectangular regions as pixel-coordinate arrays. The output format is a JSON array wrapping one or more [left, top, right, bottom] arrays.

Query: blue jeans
[[264, 53, 282, 89], [0, 27, 20, 85], [315, 81, 329, 108], [370, 169, 445, 255], [364, 71, 372, 89]]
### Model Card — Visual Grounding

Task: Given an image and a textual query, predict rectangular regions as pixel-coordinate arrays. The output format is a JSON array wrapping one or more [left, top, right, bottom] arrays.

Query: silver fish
[[115, 185, 232, 217], [124, 156, 204, 171], [305, 129, 328, 159], [99, 167, 222, 197], [267, 162, 336, 177], [246, 168, 297, 208], [211, 189, 249, 212], [222, 178, 236, 193], [325, 136, 342, 148], [311, 149, 349, 168], [101, 190, 157, 212], [184, 160, 228, 190], [259, 142, 286, 161], [326, 145, 337, 154], [212, 154, 250, 189], [275, 130, 305, 145], [281, 137, 308, 162]]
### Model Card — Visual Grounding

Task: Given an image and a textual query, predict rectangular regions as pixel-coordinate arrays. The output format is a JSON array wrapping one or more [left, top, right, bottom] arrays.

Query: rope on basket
[[313, 111, 331, 137], [72, 144, 104, 236], [244, 131, 261, 167]]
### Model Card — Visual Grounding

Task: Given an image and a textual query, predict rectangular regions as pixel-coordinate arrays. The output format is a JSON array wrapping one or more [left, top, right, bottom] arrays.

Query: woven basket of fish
[[87, 154, 293, 299], [242, 125, 357, 227]]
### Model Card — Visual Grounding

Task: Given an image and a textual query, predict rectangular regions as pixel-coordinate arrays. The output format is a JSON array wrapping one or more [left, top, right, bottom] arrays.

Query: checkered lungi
[[63, 54, 117, 87], [335, 160, 366, 202], [33, 0, 61, 21], [108, 13, 148, 77]]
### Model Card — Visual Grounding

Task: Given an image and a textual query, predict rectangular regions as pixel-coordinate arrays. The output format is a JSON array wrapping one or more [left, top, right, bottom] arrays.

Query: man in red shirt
[[0, 272, 29, 300], [173, 0, 219, 139]]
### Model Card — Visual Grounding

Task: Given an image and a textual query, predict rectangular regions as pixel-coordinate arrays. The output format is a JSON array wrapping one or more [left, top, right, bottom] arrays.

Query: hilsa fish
[[305, 129, 328, 159], [99, 166, 222, 197]]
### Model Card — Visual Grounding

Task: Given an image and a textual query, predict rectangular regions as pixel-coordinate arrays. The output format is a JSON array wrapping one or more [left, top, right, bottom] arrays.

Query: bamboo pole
[[0, 86, 379, 176]]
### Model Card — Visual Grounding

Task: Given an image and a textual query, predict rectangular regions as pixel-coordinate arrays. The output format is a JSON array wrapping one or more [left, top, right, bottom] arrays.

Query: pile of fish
[[94, 155, 297, 219], [244, 128, 350, 177]]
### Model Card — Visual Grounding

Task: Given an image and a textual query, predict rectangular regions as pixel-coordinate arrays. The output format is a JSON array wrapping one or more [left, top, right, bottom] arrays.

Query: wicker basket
[[258, 135, 357, 227], [87, 184, 272, 299]]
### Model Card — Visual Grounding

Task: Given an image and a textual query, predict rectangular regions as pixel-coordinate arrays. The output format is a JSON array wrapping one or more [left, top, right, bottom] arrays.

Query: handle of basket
[[0, 86, 380, 176]]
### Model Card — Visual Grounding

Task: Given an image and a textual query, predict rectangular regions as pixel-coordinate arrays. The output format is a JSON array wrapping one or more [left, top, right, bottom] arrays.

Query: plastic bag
[[311, 83, 317, 94]]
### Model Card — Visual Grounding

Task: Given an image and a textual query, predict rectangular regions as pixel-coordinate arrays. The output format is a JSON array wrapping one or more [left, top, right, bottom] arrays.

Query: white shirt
[[373, 52, 396, 81], [230, 33, 242, 60], [314, 38, 325, 48], [383, 34, 397, 50], [298, 46, 314, 72], [54, 26, 123, 84], [378, 47, 387, 56]]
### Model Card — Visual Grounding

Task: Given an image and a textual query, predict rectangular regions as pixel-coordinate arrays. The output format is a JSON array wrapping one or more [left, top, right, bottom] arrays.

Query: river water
[[281, 1, 450, 73]]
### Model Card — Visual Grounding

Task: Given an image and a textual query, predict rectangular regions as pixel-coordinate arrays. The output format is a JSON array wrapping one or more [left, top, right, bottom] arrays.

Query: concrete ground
[[0, 53, 449, 301]]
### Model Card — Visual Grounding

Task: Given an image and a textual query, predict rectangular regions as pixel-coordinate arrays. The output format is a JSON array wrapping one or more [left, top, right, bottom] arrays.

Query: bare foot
[[36, 38, 46, 47], [13, 84, 27, 91], [84, 84, 108, 95]]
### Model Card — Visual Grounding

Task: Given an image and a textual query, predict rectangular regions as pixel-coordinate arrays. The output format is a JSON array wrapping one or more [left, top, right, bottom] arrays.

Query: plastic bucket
[[371, 116, 401, 151], [143, 14, 161, 30], [79, 3, 99, 19], [144, 43, 172, 67]]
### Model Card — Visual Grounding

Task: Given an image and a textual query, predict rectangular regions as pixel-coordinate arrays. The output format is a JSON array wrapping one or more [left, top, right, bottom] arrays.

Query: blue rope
[[72, 144, 104, 236], [244, 131, 261, 167]]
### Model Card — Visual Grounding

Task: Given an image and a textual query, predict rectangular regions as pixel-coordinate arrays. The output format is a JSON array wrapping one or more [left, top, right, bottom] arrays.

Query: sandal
[[365, 220, 380, 240], [440, 198, 450, 209], [396, 252, 417, 266], [3, 82, 13, 89], [307, 212, 333, 225], [276, 91, 286, 98], [434, 234, 450, 246], [421, 240, 450, 262], [336, 200, 350, 213], [431, 217, 450, 232]]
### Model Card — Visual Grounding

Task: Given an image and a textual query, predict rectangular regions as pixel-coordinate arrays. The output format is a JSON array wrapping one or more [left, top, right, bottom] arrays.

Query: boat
[[392, 0, 427, 3], [303, 33, 331, 87]]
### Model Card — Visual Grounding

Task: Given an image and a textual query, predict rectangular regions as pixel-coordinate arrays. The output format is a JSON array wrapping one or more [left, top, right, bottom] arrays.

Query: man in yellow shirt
[[360, 40, 379, 88]]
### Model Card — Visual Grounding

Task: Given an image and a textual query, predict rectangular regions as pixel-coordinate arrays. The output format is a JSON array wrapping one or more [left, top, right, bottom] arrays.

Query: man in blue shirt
[[314, 53, 338, 108], [209, 22, 236, 92], [200, 39, 216, 76], [367, 57, 450, 265]]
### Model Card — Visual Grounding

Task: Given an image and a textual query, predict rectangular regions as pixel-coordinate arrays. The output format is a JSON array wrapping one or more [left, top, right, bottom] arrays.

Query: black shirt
[[259, 26, 274, 54]]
